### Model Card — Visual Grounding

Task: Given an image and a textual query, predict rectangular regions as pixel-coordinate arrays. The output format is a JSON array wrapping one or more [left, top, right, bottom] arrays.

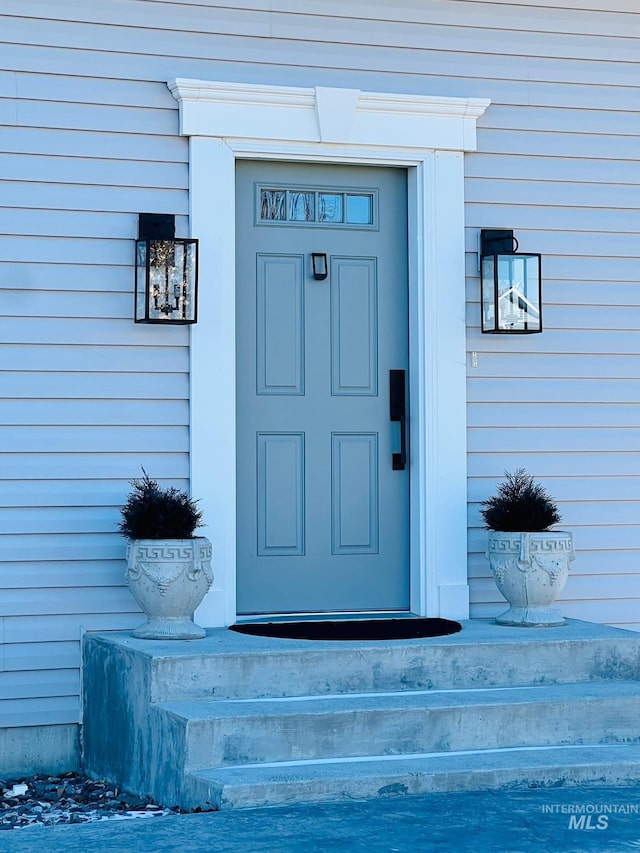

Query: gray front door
[[236, 161, 409, 615]]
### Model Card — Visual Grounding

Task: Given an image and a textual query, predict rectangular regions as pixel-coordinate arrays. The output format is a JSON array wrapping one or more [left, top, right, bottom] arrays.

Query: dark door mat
[[229, 618, 462, 641]]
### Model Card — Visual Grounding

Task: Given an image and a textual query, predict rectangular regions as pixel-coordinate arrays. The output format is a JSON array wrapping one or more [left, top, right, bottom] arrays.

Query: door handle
[[389, 369, 407, 471]]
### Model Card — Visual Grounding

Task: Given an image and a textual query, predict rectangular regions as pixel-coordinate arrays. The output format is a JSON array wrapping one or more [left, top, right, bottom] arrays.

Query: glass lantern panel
[[135, 239, 197, 324], [170, 244, 185, 317], [135, 241, 148, 321], [181, 242, 197, 322], [496, 255, 540, 332], [149, 266, 170, 320], [481, 256, 496, 332]]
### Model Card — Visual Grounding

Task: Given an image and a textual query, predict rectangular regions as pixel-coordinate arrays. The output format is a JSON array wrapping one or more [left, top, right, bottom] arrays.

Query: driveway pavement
[[2, 785, 640, 853]]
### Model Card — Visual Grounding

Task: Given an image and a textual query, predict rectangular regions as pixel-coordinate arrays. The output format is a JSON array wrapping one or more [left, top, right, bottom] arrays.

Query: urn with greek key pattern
[[486, 531, 574, 627], [125, 537, 214, 639]]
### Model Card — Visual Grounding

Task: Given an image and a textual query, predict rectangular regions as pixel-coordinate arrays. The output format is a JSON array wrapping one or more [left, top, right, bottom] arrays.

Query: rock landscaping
[[0, 772, 178, 830]]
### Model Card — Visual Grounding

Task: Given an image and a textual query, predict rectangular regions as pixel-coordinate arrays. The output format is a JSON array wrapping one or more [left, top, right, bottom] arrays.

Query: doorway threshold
[[235, 611, 417, 624]]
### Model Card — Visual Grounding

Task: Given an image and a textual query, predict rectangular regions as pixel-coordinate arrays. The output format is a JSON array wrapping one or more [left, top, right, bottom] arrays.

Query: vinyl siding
[[463, 0, 640, 627], [0, 0, 193, 743], [1, 0, 639, 746]]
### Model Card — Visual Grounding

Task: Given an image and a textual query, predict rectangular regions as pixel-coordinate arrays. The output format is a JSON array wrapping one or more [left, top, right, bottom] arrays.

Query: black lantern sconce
[[135, 213, 199, 324], [480, 229, 542, 334], [311, 252, 328, 281]]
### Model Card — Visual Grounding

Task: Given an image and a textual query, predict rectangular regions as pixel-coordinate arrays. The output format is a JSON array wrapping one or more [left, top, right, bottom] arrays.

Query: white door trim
[[168, 79, 490, 627]]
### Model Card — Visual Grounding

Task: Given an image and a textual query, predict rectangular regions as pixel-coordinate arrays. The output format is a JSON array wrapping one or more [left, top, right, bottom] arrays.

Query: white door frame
[[168, 79, 490, 628]]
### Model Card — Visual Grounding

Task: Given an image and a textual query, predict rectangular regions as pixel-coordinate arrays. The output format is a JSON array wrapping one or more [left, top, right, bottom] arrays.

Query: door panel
[[331, 257, 378, 395], [236, 161, 409, 615], [331, 432, 379, 554], [256, 254, 305, 395], [256, 432, 305, 556]]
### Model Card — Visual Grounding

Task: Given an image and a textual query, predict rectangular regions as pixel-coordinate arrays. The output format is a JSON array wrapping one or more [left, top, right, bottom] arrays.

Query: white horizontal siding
[[4, 614, 143, 645], [3, 372, 187, 397], [469, 206, 640, 236], [466, 156, 640, 185], [4, 4, 639, 64], [0, 587, 139, 617], [4, 344, 190, 370], [1, 0, 640, 738], [434, 1, 638, 633], [0, 400, 188, 426], [0, 455, 188, 480], [0, 561, 127, 587], [469, 404, 640, 428], [464, 352, 640, 376], [0, 181, 188, 212], [1, 1, 197, 736], [468, 379, 640, 405], [0, 504, 122, 533], [0, 126, 186, 160], [0, 157, 187, 190], [470, 429, 640, 453], [0, 670, 80, 701], [2, 318, 188, 345], [0, 698, 81, 727], [4, 642, 78, 671], [3, 426, 187, 453]]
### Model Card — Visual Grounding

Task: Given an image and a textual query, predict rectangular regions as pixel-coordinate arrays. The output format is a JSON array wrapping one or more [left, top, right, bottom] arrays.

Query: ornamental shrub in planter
[[119, 471, 213, 640], [481, 469, 574, 627]]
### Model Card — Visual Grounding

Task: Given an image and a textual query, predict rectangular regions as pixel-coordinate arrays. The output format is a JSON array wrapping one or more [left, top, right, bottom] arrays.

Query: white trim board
[[168, 79, 490, 627]]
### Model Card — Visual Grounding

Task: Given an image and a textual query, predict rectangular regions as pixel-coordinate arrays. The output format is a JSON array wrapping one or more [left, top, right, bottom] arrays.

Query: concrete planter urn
[[125, 537, 213, 639], [486, 530, 574, 627], [119, 471, 212, 640], [482, 469, 574, 628]]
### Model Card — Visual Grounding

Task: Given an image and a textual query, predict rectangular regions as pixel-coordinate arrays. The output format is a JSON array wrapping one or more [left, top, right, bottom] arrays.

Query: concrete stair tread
[[187, 744, 640, 809], [107, 619, 640, 701], [157, 679, 640, 722], [111, 619, 640, 659]]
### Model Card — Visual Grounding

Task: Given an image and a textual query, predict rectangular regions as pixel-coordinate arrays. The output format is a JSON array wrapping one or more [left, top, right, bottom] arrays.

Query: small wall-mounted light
[[135, 213, 198, 324], [480, 229, 542, 334], [311, 253, 328, 281]]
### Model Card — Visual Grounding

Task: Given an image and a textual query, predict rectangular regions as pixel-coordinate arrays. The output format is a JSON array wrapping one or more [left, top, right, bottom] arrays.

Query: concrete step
[[98, 619, 640, 703], [82, 620, 640, 811], [159, 680, 640, 769], [184, 743, 640, 810]]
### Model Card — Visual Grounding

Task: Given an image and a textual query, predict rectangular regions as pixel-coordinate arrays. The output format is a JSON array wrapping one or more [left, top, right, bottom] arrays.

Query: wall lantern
[[480, 229, 542, 334], [135, 213, 198, 324], [311, 252, 328, 281]]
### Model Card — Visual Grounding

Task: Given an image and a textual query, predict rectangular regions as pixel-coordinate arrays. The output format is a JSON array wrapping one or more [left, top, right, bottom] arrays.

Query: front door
[[236, 161, 409, 615]]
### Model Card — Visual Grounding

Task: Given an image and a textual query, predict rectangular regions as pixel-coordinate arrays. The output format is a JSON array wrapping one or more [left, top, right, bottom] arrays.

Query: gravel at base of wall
[[0, 772, 181, 830]]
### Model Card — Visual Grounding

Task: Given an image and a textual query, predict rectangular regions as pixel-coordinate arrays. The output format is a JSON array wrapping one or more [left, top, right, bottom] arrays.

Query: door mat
[[230, 618, 462, 641]]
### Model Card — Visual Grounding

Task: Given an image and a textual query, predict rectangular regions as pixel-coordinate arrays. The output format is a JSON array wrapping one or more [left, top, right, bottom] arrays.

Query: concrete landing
[[82, 619, 640, 810]]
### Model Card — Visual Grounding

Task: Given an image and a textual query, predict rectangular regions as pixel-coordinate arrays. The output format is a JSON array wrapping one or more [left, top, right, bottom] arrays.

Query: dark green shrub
[[481, 468, 560, 532], [119, 470, 203, 540]]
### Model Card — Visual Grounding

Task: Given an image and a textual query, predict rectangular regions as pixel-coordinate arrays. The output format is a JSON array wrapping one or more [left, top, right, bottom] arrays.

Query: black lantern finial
[[135, 214, 199, 324], [480, 229, 542, 334]]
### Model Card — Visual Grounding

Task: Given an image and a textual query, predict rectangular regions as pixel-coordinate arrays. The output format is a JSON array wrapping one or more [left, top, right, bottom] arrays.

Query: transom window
[[257, 185, 377, 228]]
